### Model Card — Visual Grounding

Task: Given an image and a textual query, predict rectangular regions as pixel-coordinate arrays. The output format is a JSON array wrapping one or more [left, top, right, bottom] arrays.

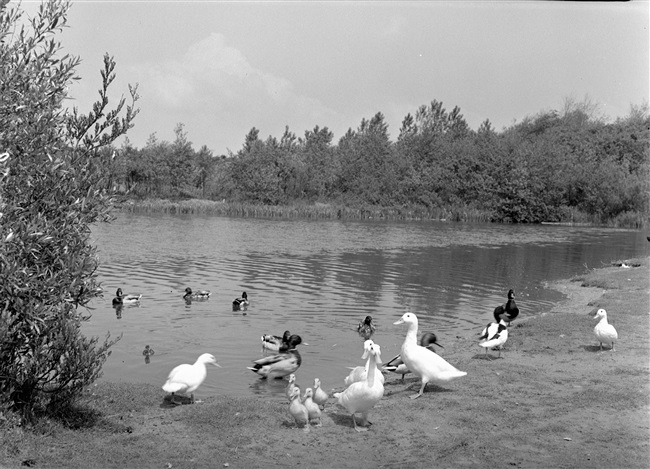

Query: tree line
[[109, 98, 649, 225]]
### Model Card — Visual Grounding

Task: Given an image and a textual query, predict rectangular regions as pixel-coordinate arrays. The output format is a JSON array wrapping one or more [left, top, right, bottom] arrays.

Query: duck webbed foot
[[409, 382, 426, 399], [352, 414, 369, 432]]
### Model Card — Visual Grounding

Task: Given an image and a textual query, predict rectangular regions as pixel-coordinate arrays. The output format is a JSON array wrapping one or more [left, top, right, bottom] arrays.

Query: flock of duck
[[115, 286, 618, 432]]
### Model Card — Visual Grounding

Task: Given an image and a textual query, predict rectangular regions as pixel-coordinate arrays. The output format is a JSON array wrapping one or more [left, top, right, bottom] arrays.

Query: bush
[[0, 0, 138, 421]]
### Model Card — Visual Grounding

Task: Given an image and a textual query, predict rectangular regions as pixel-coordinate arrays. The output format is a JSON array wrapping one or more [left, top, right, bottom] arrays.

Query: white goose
[[478, 319, 509, 359], [334, 341, 384, 432], [162, 353, 220, 404], [593, 308, 618, 351], [394, 313, 467, 399]]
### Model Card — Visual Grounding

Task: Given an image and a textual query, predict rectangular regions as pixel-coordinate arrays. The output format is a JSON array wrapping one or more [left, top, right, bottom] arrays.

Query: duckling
[[313, 378, 329, 409], [478, 319, 508, 359], [334, 341, 384, 432], [261, 330, 291, 352], [162, 353, 221, 405], [248, 334, 302, 379], [493, 289, 519, 325], [357, 315, 376, 340], [233, 291, 249, 310], [302, 388, 322, 426], [183, 287, 211, 302], [593, 308, 618, 351], [382, 332, 443, 381], [285, 373, 299, 402], [394, 313, 467, 399], [142, 345, 155, 358], [112, 288, 142, 306], [288, 386, 310, 432]]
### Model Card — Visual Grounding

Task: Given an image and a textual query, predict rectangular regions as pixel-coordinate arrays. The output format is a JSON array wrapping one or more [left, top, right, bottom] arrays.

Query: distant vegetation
[[110, 97, 649, 227]]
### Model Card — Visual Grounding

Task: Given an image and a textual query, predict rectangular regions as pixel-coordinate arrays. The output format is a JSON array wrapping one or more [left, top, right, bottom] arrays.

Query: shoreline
[[1, 256, 649, 468]]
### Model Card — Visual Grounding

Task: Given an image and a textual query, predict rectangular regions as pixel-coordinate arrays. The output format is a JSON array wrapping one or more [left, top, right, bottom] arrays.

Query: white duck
[[593, 308, 618, 351], [478, 319, 508, 359], [394, 313, 467, 399], [313, 378, 329, 409], [302, 388, 322, 427], [333, 341, 384, 432], [288, 386, 310, 432], [344, 339, 386, 386], [382, 332, 443, 381], [162, 353, 220, 404]]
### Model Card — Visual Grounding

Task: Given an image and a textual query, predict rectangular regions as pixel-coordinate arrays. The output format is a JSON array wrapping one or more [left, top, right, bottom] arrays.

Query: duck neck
[[404, 322, 418, 346], [366, 354, 377, 387]]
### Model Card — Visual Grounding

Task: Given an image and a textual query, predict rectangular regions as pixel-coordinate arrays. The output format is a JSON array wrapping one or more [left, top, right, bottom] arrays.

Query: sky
[[16, 0, 650, 156]]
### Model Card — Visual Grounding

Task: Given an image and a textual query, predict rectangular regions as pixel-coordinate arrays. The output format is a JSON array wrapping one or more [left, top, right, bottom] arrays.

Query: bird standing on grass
[[382, 332, 444, 381], [493, 289, 519, 325], [288, 386, 310, 432], [478, 319, 509, 359], [162, 353, 220, 405], [593, 308, 618, 351], [394, 313, 467, 399], [302, 388, 322, 427], [313, 378, 329, 409], [334, 340, 384, 432]]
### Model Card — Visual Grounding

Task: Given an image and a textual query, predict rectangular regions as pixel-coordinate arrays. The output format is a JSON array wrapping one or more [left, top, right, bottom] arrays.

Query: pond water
[[85, 214, 648, 400]]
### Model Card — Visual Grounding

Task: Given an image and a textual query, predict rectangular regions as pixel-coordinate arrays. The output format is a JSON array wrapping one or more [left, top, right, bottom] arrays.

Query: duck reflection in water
[[143, 345, 155, 364], [113, 304, 123, 319]]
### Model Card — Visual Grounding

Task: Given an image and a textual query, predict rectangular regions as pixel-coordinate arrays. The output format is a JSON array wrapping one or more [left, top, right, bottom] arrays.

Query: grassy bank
[[117, 198, 648, 227], [117, 198, 492, 222], [1, 257, 649, 468]]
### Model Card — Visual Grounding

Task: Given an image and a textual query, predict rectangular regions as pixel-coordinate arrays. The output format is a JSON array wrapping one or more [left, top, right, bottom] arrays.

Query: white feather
[[394, 313, 466, 399], [594, 309, 618, 351]]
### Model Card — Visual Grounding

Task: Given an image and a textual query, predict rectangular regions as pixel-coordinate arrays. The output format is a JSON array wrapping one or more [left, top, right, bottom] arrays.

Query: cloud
[[383, 15, 407, 38], [132, 33, 341, 149]]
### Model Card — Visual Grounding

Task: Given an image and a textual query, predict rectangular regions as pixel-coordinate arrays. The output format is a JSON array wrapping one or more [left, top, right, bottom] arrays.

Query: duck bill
[[213, 363, 222, 368], [393, 318, 404, 325]]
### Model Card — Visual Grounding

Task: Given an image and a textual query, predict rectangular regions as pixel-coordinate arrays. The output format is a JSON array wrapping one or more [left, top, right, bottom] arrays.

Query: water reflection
[[85, 214, 647, 399]]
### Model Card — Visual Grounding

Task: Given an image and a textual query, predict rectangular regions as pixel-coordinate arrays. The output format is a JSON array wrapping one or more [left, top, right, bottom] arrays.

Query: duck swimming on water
[[112, 288, 142, 306], [357, 315, 376, 340], [261, 330, 291, 352], [248, 334, 303, 379], [233, 292, 249, 310], [183, 287, 211, 302]]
